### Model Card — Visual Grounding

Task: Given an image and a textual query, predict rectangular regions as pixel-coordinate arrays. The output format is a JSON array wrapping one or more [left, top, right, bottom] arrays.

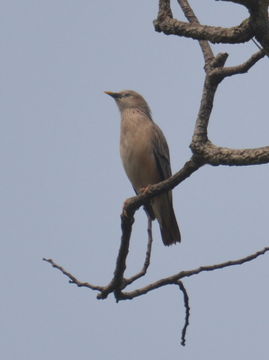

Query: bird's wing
[[152, 124, 172, 180]]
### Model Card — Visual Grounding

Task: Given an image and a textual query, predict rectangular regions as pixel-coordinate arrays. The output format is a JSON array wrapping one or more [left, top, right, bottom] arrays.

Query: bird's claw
[[139, 185, 153, 195]]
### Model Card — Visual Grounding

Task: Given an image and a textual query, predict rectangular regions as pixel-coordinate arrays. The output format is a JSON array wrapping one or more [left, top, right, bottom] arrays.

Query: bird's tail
[[152, 193, 181, 246]]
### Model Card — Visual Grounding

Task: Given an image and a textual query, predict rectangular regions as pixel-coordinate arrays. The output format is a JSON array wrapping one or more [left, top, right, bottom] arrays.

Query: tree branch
[[116, 247, 269, 300], [218, 0, 269, 53], [43, 246, 269, 301], [42, 258, 104, 291], [124, 217, 154, 286], [154, 17, 252, 43], [98, 156, 204, 300], [218, 49, 266, 77], [191, 50, 268, 166], [177, 0, 214, 69], [154, 0, 252, 44], [177, 281, 190, 346]]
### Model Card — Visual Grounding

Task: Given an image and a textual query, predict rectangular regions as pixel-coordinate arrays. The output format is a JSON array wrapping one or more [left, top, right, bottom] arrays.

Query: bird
[[105, 90, 180, 246]]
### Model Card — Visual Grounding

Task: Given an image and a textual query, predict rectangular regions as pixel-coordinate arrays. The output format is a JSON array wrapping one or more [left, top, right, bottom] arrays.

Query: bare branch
[[154, 15, 252, 44], [125, 217, 154, 286], [43, 246, 269, 303], [97, 156, 203, 300], [190, 50, 269, 166], [177, 281, 190, 346], [44, 157, 202, 302], [218, 49, 266, 77], [156, 0, 269, 54], [44, 158, 203, 302], [177, 0, 198, 23], [218, 0, 269, 53], [156, 0, 173, 21], [118, 247, 269, 299], [249, 1, 269, 54], [43, 258, 104, 291], [193, 142, 269, 166], [177, 0, 214, 69], [191, 69, 219, 144], [96, 208, 135, 300]]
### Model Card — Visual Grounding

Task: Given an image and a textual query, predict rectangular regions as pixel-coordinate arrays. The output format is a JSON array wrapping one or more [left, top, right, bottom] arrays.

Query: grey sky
[[1, 1, 269, 359]]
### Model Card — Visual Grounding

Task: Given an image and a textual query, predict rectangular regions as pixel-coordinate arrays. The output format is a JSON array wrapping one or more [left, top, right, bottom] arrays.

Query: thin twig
[[43, 258, 104, 291], [217, 49, 266, 77], [177, 281, 190, 346], [43, 247, 269, 304], [177, 0, 214, 69], [118, 247, 269, 299], [125, 217, 154, 286]]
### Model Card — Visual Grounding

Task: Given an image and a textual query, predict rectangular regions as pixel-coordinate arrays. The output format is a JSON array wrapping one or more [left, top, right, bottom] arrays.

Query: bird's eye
[[123, 93, 130, 97]]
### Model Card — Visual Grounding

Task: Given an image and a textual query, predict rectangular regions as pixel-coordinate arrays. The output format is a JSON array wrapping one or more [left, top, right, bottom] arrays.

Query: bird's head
[[105, 90, 152, 118]]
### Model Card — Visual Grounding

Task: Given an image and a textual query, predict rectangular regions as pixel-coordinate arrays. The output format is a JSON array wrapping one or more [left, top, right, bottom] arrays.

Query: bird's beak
[[104, 91, 121, 99]]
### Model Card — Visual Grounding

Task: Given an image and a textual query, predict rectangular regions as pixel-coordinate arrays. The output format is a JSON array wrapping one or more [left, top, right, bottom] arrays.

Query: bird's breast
[[120, 111, 161, 191]]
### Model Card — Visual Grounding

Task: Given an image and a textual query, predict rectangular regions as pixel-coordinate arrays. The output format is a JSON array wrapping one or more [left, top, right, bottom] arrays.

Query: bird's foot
[[139, 185, 153, 195]]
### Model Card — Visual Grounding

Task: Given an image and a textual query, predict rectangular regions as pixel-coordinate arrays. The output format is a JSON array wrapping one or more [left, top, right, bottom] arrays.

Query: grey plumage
[[105, 90, 181, 246]]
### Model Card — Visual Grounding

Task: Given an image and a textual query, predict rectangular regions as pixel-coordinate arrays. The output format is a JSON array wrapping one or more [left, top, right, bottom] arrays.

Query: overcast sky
[[1, 1, 269, 359]]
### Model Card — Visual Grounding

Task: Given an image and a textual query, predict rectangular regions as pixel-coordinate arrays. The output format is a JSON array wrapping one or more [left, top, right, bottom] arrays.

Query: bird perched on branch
[[105, 90, 180, 246]]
